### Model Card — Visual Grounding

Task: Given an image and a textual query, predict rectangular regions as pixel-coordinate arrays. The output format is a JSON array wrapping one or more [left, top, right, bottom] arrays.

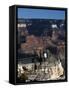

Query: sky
[[18, 8, 65, 20]]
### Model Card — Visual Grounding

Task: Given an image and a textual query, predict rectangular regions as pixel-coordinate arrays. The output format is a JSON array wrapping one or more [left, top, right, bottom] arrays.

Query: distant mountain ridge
[[18, 18, 65, 37]]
